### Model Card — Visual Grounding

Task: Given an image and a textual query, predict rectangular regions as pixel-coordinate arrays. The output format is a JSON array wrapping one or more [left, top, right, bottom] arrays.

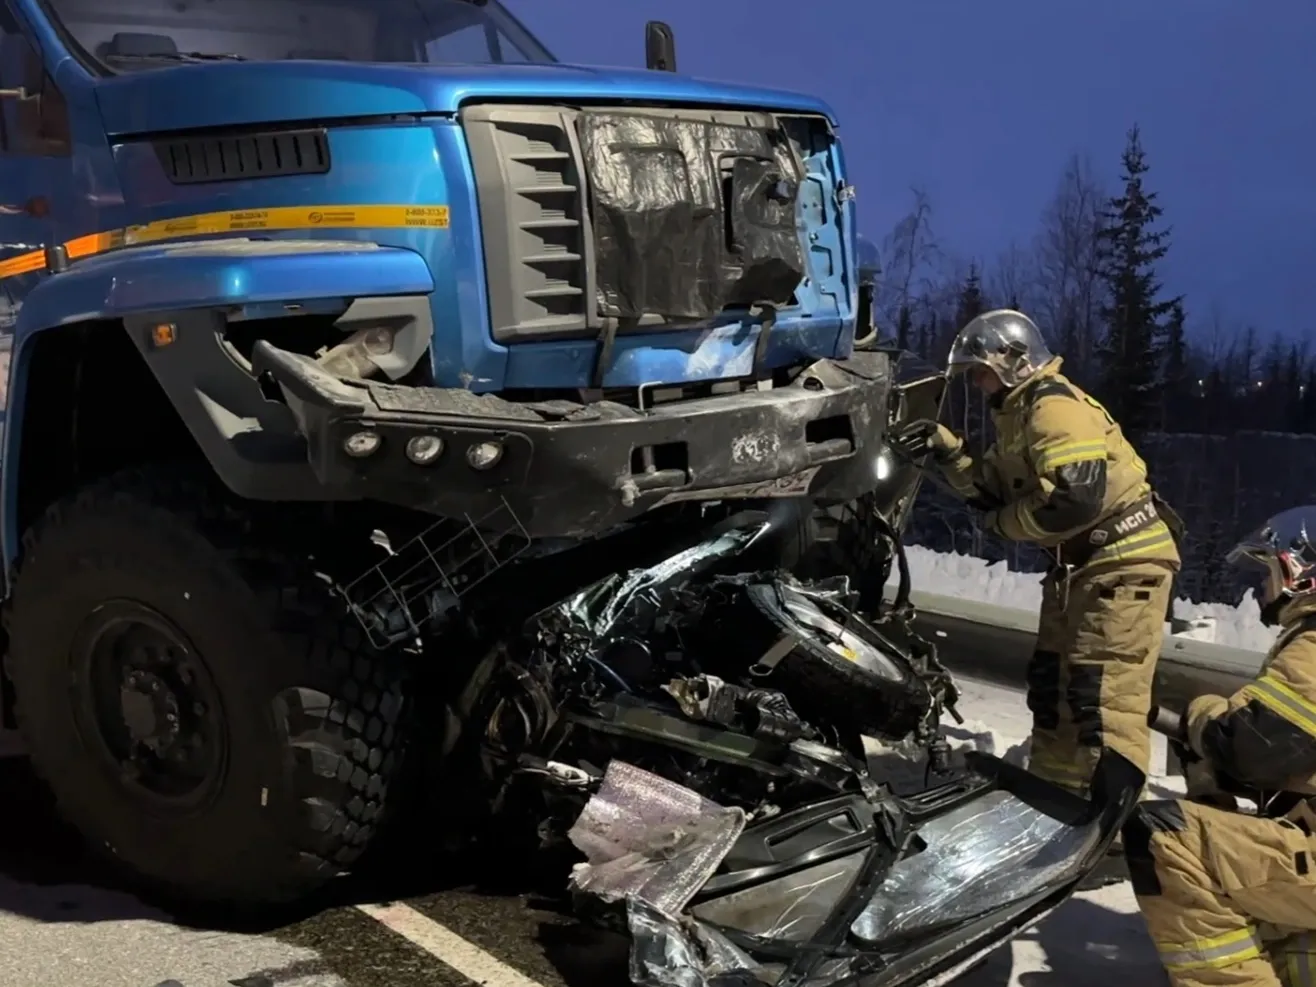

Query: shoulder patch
[[1025, 377, 1075, 403]]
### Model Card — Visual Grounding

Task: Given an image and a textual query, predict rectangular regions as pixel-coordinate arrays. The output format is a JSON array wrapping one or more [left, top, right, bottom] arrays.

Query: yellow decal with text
[[0, 203, 450, 280]]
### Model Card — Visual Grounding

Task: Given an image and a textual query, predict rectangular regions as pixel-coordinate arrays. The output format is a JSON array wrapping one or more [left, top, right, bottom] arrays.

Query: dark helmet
[[947, 309, 1054, 388], [1228, 506, 1316, 626]]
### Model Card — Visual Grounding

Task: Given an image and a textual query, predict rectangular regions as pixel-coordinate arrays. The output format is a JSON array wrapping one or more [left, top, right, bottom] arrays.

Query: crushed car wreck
[[435, 511, 1145, 987]]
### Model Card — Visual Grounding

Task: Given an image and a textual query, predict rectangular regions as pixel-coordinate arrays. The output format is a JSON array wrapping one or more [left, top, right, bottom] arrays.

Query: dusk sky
[[505, 0, 1315, 344]]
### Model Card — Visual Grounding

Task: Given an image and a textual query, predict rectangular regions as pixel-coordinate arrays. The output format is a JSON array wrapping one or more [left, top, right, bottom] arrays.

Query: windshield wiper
[[104, 51, 247, 63]]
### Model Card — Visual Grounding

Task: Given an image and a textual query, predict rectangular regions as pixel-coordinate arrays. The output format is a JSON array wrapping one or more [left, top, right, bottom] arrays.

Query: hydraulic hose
[[870, 508, 910, 615]]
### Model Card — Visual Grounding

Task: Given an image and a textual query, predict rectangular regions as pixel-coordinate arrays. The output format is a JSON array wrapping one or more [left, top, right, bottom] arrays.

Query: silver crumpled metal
[[567, 760, 748, 918]]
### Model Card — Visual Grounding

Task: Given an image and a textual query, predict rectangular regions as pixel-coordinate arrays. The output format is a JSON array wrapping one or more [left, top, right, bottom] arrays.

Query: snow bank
[[889, 544, 1280, 653]]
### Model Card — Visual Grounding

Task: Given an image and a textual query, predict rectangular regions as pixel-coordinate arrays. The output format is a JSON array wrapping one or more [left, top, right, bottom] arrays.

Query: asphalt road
[[0, 611, 1170, 987], [0, 733, 638, 987]]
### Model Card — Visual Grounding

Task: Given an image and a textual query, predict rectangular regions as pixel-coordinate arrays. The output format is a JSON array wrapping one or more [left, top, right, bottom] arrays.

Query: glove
[[1173, 738, 1239, 810], [889, 419, 962, 463]]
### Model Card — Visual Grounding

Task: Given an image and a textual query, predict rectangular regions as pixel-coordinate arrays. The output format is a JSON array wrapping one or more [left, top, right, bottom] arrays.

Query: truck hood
[[90, 61, 838, 139]]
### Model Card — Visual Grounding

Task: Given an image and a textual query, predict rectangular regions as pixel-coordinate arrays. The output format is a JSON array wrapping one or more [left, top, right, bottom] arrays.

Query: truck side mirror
[[645, 21, 677, 72]]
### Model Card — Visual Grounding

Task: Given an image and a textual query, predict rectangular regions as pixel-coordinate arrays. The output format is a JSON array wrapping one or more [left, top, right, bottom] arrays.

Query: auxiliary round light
[[466, 441, 504, 470], [343, 430, 382, 458], [406, 435, 445, 465]]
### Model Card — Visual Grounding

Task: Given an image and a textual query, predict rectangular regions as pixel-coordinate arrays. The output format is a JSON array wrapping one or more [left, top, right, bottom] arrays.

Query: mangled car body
[[440, 512, 1144, 986]]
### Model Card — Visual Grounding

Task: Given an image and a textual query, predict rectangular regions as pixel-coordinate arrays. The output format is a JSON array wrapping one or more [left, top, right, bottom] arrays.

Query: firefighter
[[1123, 506, 1316, 987], [888, 309, 1182, 795]]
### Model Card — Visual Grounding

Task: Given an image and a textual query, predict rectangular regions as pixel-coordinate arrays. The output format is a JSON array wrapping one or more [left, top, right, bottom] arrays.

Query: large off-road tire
[[3, 467, 412, 909]]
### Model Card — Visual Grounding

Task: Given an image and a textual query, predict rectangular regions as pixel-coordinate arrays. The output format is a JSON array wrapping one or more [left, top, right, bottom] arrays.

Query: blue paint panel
[[104, 121, 501, 389], [1, 242, 433, 568], [11, 241, 433, 337], [90, 60, 837, 137], [791, 132, 853, 358], [502, 319, 847, 390]]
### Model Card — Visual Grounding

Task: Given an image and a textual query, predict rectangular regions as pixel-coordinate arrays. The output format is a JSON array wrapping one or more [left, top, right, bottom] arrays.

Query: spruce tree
[[1284, 344, 1307, 431], [1096, 126, 1181, 434], [955, 266, 990, 454], [955, 264, 985, 329], [1160, 299, 1188, 430]]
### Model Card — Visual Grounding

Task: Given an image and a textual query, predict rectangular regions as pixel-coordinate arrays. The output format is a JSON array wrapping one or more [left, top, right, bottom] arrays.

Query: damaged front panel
[[462, 104, 832, 345], [578, 110, 805, 322]]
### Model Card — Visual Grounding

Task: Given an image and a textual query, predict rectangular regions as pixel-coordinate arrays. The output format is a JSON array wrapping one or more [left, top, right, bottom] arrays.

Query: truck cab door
[[0, 3, 66, 363]]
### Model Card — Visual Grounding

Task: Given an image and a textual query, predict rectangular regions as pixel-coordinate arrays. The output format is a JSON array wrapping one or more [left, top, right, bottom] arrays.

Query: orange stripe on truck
[[0, 203, 451, 281]]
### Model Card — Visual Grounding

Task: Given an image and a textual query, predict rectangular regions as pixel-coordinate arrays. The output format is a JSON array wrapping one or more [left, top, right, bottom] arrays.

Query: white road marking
[[356, 901, 547, 987]]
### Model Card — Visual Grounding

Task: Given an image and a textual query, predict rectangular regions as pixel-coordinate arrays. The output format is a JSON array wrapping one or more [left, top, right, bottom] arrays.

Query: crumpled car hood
[[569, 753, 1143, 987]]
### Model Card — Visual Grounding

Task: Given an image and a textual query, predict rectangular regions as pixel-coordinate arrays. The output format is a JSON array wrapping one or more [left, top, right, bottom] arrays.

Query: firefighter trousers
[[1273, 933, 1315, 987], [1123, 798, 1316, 987], [1026, 559, 1174, 793]]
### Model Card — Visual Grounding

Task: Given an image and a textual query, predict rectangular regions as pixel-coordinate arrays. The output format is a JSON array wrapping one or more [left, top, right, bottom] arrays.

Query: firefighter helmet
[[1228, 506, 1316, 626], [947, 309, 1054, 389]]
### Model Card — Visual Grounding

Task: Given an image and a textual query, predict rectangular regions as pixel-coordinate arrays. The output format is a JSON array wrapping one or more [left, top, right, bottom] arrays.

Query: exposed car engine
[[452, 511, 959, 851], [431, 509, 1142, 987]]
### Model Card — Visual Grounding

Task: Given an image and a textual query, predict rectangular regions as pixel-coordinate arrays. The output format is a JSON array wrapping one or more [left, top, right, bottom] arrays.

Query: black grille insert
[[153, 128, 331, 185]]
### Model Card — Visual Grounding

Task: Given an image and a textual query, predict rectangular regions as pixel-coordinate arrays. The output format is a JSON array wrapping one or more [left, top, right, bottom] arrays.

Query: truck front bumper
[[252, 341, 895, 540]]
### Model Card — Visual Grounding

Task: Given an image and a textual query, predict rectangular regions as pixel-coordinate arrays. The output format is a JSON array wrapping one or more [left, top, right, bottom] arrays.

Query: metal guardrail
[[900, 586, 1260, 713]]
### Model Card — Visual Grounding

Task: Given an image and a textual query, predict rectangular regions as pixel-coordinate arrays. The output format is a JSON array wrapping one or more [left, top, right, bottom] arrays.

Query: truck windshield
[[43, 0, 556, 72]]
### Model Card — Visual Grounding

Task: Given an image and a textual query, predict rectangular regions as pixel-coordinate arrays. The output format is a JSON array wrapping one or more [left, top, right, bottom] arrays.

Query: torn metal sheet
[[568, 761, 747, 917], [578, 110, 804, 322]]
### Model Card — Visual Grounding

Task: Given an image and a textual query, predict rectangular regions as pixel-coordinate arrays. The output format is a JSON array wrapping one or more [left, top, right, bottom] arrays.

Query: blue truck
[[0, 0, 943, 907]]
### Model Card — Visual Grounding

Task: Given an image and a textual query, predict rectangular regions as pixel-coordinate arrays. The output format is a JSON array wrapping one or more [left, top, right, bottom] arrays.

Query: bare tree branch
[[1033, 153, 1106, 362], [875, 187, 941, 327], [987, 241, 1038, 312]]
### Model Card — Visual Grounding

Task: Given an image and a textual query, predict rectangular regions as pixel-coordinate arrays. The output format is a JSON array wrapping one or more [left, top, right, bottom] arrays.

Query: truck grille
[[461, 107, 590, 342], [462, 104, 832, 346]]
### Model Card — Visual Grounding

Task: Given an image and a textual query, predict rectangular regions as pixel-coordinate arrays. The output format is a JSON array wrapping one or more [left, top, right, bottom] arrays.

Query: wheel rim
[[70, 601, 227, 809], [752, 582, 906, 682]]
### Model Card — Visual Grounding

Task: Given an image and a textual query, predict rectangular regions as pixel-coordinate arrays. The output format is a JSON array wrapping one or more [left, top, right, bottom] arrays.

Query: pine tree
[[1282, 343, 1305, 431], [954, 266, 990, 453], [1302, 367, 1316, 433], [1160, 299, 1188, 431], [1096, 126, 1181, 435], [955, 264, 985, 329]]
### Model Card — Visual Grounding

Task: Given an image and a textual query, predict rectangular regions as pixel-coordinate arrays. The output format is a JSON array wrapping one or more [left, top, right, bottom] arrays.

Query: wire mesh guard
[[341, 498, 532, 648]]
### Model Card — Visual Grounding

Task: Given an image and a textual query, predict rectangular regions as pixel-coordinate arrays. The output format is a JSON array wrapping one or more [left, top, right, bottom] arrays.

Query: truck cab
[[0, 0, 942, 909], [1, 0, 888, 547]]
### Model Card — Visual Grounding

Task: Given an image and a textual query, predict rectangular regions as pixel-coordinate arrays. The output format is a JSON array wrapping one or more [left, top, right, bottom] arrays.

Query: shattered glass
[[628, 900, 774, 987], [690, 853, 866, 943], [851, 788, 1104, 943], [568, 759, 1121, 987]]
